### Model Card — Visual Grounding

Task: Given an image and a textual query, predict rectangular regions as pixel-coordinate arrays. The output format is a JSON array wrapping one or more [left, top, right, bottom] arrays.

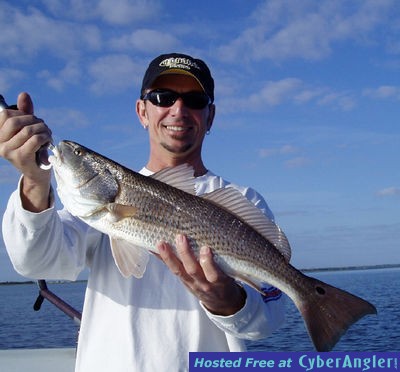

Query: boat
[[0, 348, 76, 371], [0, 280, 81, 371]]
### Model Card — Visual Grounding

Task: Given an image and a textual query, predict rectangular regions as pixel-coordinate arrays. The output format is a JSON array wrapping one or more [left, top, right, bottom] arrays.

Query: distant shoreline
[[0, 279, 88, 286], [1, 263, 399, 285], [302, 263, 400, 273]]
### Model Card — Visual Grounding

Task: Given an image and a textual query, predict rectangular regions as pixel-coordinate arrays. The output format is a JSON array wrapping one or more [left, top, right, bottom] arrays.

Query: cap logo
[[159, 57, 201, 71]]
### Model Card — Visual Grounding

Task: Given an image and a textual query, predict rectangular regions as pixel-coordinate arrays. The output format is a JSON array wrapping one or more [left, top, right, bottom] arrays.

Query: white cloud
[[258, 144, 298, 158], [294, 88, 325, 104], [97, 0, 161, 25], [109, 29, 179, 53], [217, 0, 396, 63], [248, 78, 302, 107], [88, 54, 141, 94], [41, 0, 161, 24], [0, 4, 101, 62], [257, 145, 309, 169], [219, 78, 356, 113], [284, 156, 310, 169], [363, 85, 400, 100], [41, 0, 97, 21], [0, 68, 25, 93], [37, 108, 90, 129], [377, 187, 400, 197], [38, 62, 82, 92], [317, 92, 356, 111]]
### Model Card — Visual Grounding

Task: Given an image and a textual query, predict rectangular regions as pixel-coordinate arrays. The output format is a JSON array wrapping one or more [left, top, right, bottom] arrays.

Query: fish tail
[[297, 276, 377, 351]]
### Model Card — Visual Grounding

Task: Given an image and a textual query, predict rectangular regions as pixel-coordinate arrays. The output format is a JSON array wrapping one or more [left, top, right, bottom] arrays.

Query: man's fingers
[[175, 234, 202, 278], [17, 92, 34, 115], [199, 246, 223, 283], [157, 241, 187, 278]]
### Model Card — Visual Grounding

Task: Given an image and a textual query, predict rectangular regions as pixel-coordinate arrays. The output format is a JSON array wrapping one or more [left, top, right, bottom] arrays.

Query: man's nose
[[170, 97, 189, 114]]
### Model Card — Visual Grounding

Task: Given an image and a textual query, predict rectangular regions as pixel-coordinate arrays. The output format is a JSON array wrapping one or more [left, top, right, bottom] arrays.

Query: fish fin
[[234, 273, 265, 295], [297, 276, 377, 351], [110, 238, 149, 278], [106, 203, 138, 222], [150, 163, 196, 195], [202, 188, 291, 261]]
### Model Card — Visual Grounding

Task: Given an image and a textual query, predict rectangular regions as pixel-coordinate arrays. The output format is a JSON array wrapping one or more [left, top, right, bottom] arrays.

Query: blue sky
[[1, 0, 399, 281]]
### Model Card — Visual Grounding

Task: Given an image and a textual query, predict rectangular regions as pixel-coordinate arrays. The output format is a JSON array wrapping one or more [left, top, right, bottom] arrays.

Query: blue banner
[[189, 352, 399, 371]]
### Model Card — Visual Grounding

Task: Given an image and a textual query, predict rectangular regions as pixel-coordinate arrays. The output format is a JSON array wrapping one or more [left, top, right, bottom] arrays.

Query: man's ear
[[207, 104, 216, 132], [136, 100, 149, 129]]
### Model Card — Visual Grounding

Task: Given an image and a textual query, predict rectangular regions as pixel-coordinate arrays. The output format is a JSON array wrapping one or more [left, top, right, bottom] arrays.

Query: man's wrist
[[202, 282, 247, 316], [20, 175, 52, 212]]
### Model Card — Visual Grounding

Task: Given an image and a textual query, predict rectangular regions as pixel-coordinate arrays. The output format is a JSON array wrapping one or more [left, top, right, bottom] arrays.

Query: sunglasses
[[141, 89, 210, 110]]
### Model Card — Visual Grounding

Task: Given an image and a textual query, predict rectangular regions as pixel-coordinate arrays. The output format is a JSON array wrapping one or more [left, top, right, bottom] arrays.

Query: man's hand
[[0, 92, 52, 212], [157, 234, 246, 316]]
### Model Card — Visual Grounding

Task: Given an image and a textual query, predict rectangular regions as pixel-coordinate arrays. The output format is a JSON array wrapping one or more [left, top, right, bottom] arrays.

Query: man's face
[[140, 74, 214, 162]]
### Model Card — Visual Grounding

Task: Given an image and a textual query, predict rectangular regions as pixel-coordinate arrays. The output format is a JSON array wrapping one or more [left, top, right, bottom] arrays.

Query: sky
[[0, 0, 399, 282]]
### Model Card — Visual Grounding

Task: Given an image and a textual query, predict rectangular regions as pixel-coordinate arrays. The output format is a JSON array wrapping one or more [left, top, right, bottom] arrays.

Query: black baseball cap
[[141, 53, 214, 102]]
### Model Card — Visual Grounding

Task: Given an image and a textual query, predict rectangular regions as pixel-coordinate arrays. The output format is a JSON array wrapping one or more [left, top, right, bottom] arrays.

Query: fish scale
[[49, 140, 377, 352], [118, 178, 271, 270]]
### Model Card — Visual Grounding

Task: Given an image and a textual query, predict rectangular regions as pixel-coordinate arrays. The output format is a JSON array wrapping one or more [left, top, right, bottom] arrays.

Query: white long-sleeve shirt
[[2, 170, 285, 372]]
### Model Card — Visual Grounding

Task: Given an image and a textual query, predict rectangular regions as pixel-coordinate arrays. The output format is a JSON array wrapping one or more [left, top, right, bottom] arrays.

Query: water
[[0, 268, 398, 351], [0, 281, 84, 349], [248, 268, 400, 352]]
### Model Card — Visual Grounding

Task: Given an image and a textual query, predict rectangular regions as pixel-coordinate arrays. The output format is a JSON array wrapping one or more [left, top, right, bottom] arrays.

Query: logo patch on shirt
[[261, 286, 282, 303]]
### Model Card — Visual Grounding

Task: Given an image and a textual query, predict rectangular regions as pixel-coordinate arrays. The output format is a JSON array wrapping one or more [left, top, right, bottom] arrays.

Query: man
[[1, 53, 285, 371]]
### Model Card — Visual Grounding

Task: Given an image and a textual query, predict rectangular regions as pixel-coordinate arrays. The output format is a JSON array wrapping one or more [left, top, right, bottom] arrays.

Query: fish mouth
[[36, 143, 57, 170], [48, 140, 78, 169], [48, 141, 99, 189], [48, 143, 62, 168]]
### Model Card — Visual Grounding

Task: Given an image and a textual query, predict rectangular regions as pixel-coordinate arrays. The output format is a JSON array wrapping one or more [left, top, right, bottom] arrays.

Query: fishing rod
[[0, 94, 17, 110], [33, 280, 82, 326], [0, 94, 53, 169], [1, 95, 82, 325]]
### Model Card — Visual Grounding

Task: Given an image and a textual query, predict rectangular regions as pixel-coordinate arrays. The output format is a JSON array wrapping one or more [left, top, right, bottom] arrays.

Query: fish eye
[[74, 148, 83, 156]]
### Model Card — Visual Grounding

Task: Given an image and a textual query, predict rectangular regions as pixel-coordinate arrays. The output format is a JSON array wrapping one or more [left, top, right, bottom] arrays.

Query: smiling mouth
[[164, 125, 192, 133]]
